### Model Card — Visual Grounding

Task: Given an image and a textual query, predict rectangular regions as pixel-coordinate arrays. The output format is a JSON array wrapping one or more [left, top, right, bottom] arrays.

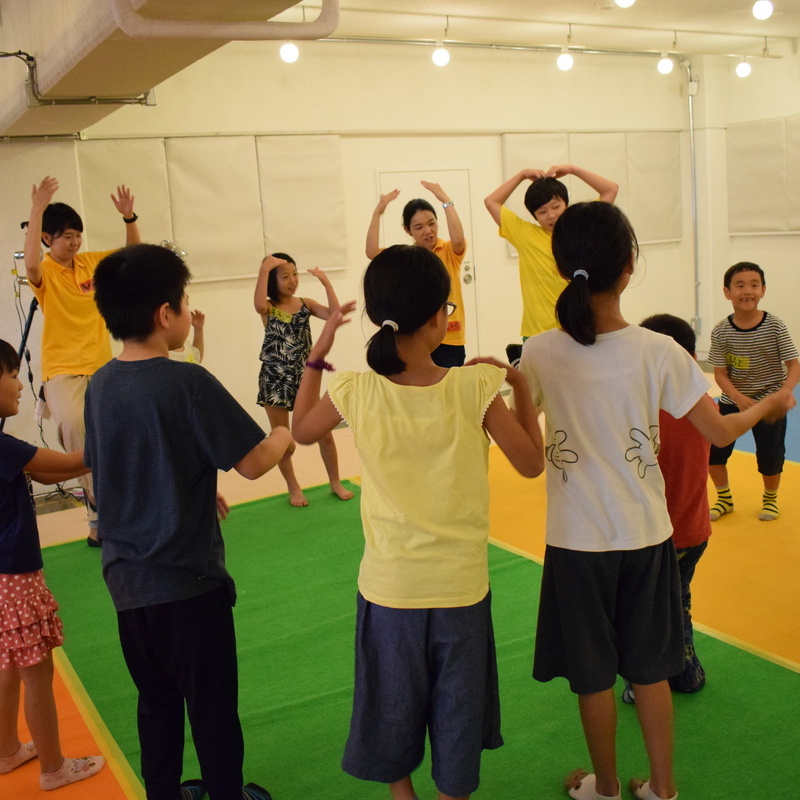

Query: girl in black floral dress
[[254, 253, 354, 506]]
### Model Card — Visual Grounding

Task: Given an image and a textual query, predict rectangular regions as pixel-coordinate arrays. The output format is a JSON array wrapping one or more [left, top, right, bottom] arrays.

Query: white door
[[377, 169, 480, 357]]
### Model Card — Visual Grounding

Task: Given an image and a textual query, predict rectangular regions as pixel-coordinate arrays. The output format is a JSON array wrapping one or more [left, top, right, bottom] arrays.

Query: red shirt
[[657, 398, 713, 549]]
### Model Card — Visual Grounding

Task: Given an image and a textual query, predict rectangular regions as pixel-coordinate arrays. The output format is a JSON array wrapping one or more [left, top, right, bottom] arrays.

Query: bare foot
[[289, 488, 308, 507], [331, 482, 354, 501]]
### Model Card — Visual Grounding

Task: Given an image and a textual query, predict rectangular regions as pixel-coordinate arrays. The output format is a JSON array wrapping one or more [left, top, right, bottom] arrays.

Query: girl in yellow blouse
[[292, 245, 543, 800]]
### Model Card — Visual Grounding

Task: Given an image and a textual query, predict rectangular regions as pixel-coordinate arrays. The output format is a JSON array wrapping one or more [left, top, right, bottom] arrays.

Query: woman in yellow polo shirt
[[366, 181, 468, 367], [23, 176, 140, 545]]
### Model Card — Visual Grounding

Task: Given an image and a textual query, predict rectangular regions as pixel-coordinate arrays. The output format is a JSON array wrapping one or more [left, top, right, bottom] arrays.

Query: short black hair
[[724, 261, 765, 288], [93, 244, 191, 341], [0, 339, 21, 374], [402, 198, 437, 230], [524, 177, 569, 217], [41, 202, 83, 243], [640, 314, 696, 356], [266, 252, 296, 304]]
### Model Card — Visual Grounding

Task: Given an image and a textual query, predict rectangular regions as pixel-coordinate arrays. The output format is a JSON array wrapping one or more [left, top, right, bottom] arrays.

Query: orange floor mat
[[488, 446, 800, 669], [1, 649, 142, 800]]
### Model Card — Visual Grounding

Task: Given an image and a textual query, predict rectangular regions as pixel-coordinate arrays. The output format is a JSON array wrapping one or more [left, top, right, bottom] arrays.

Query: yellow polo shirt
[[30, 251, 115, 380], [499, 205, 567, 338], [433, 239, 467, 347], [328, 363, 505, 609]]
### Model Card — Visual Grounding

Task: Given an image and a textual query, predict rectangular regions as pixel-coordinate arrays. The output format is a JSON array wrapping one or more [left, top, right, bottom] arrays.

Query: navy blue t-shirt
[[0, 433, 41, 574], [84, 358, 266, 612]]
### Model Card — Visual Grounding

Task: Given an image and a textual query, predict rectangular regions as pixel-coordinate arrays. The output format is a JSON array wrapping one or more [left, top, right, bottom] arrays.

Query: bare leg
[[265, 407, 307, 507], [630, 681, 676, 800], [0, 668, 22, 756], [389, 776, 417, 800], [764, 473, 780, 491], [708, 464, 728, 489], [319, 432, 354, 501], [576, 689, 619, 797], [19, 656, 63, 773]]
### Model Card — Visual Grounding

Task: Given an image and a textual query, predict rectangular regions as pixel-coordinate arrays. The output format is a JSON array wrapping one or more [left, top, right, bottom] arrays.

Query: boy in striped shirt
[[708, 262, 799, 521]]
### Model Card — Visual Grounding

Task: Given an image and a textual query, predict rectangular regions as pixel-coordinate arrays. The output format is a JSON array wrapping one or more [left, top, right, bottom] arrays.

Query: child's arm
[[304, 268, 341, 321], [484, 169, 546, 226], [421, 181, 466, 255], [24, 448, 89, 485], [365, 189, 400, 259], [467, 356, 544, 478], [24, 176, 60, 287], [686, 389, 795, 446], [713, 366, 755, 410], [110, 185, 141, 246], [253, 256, 285, 316], [234, 427, 295, 480], [292, 302, 356, 445], [546, 164, 619, 203], [782, 358, 800, 395], [190, 309, 205, 361]]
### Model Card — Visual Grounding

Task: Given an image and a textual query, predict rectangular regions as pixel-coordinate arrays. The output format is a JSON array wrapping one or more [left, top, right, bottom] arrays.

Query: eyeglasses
[[445, 301, 457, 316]]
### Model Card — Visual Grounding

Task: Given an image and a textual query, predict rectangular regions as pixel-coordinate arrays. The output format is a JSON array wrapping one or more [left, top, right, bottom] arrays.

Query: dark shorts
[[533, 540, 683, 695], [708, 400, 786, 475], [431, 343, 466, 368], [342, 591, 502, 797]]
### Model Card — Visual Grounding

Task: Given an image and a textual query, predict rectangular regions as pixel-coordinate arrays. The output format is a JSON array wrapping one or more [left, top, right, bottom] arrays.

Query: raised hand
[[31, 176, 59, 210], [307, 267, 331, 284], [420, 181, 450, 203], [313, 300, 356, 358], [375, 188, 400, 213], [545, 164, 573, 179], [190, 309, 205, 329], [521, 168, 547, 182], [110, 185, 135, 217]]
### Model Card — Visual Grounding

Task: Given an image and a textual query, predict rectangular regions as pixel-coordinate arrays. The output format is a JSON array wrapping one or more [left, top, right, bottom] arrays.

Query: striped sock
[[759, 489, 780, 521], [709, 485, 734, 521]]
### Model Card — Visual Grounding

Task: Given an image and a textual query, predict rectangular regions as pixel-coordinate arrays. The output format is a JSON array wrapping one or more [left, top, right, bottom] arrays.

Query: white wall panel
[[76, 138, 173, 251], [164, 136, 264, 280], [256, 135, 347, 268]]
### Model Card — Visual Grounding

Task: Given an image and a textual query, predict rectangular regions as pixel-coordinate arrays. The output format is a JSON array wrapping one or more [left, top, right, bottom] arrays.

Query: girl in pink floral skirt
[[0, 339, 105, 791]]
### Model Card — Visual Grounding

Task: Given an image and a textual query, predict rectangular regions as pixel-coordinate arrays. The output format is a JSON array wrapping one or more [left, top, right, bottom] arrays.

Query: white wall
[[2, 40, 798, 449]]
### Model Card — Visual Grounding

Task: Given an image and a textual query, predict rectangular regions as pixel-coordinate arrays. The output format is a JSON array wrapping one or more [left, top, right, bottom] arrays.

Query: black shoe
[[180, 779, 207, 800], [87, 536, 101, 548], [242, 783, 273, 800]]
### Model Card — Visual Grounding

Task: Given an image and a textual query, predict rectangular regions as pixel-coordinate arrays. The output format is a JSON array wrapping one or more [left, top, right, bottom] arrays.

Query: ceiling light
[[279, 42, 299, 63], [657, 53, 674, 74], [752, 1, 774, 20], [557, 49, 574, 71], [615, 0, 636, 7], [736, 58, 752, 77], [432, 45, 450, 66]]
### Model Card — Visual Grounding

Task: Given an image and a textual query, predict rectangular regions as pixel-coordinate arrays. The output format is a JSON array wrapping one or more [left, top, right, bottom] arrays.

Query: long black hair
[[265, 252, 296, 304], [552, 202, 639, 345], [364, 245, 450, 376]]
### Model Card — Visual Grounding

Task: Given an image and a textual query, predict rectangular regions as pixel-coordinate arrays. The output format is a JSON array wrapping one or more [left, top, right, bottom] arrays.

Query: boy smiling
[[708, 262, 799, 521]]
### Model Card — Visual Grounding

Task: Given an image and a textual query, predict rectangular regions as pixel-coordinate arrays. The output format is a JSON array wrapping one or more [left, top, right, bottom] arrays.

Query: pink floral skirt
[[0, 571, 64, 669]]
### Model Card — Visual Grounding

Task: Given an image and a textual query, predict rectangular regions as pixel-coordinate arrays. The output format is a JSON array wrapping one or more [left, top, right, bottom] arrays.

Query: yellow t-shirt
[[433, 239, 467, 347], [328, 363, 505, 609], [499, 205, 567, 338], [30, 251, 115, 380]]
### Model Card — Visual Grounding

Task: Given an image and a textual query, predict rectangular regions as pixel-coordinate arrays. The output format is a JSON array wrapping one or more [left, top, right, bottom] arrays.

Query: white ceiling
[[300, 0, 800, 56]]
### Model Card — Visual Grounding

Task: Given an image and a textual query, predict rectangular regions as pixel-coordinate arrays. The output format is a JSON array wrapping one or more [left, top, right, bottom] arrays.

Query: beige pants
[[42, 374, 97, 527]]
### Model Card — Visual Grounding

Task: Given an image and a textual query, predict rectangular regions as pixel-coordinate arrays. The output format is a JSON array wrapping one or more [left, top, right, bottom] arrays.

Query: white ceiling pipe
[[110, 0, 340, 40]]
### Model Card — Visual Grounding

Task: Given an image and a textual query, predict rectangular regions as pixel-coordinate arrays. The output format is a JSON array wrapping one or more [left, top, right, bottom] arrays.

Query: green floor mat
[[42, 482, 800, 798]]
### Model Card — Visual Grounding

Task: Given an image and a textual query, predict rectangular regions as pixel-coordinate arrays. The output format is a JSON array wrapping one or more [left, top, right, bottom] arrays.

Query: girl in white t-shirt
[[518, 202, 793, 800], [292, 244, 543, 800]]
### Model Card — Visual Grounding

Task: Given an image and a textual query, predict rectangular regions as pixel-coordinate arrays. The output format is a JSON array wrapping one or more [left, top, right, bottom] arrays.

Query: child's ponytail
[[364, 245, 450, 376], [552, 202, 638, 345]]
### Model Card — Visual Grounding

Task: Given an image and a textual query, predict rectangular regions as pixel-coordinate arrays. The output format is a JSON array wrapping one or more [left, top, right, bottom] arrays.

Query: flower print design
[[546, 429, 578, 483], [625, 426, 660, 478]]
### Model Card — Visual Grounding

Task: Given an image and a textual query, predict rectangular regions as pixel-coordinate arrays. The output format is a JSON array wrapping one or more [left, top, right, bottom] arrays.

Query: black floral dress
[[257, 301, 312, 410]]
